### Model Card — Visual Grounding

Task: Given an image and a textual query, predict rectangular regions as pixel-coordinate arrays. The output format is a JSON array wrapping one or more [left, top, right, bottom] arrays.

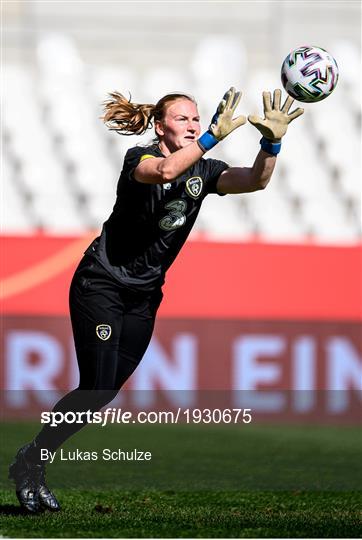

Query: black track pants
[[34, 256, 163, 453]]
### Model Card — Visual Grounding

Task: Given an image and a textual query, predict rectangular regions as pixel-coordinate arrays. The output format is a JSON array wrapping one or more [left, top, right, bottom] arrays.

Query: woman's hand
[[209, 87, 247, 140], [198, 87, 246, 152], [248, 89, 304, 141]]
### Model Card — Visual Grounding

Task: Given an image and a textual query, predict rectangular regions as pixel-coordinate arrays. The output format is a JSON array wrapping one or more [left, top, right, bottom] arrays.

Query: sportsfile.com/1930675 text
[[40, 408, 253, 427]]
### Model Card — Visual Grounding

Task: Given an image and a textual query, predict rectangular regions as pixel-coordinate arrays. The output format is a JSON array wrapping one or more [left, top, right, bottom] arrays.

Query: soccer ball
[[281, 46, 339, 103]]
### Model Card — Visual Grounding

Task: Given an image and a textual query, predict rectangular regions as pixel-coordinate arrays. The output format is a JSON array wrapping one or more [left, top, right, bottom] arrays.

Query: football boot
[[38, 483, 61, 511], [8, 442, 60, 512]]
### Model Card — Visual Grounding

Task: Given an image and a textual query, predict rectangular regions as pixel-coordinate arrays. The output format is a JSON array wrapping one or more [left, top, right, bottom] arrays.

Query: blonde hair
[[102, 91, 197, 136]]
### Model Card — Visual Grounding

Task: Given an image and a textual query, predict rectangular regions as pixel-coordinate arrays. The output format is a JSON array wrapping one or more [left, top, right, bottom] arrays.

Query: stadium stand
[[2, 2, 361, 243]]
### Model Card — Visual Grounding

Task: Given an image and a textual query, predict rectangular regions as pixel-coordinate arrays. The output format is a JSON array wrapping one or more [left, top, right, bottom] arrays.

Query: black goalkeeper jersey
[[84, 143, 229, 292]]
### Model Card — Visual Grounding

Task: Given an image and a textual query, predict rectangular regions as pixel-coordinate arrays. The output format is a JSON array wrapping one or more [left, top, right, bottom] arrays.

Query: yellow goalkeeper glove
[[198, 87, 246, 151], [248, 89, 304, 141]]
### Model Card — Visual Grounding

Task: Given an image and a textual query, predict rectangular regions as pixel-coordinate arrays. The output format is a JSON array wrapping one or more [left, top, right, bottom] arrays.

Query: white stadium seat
[[2, 160, 36, 233]]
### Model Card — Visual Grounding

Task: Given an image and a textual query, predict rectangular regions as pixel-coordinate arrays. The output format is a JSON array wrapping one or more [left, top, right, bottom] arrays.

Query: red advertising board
[[1, 234, 362, 320], [1, 235, 361, 421]]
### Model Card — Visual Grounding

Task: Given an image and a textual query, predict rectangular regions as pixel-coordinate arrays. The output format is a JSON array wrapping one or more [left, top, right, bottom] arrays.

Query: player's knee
[[91, 388, 119, 409], [77, 347, 144, 400]]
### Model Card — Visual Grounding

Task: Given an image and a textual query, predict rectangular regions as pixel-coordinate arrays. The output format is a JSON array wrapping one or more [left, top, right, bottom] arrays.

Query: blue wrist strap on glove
[[198, 131, 219, 152], [260, 136, 281, 156]]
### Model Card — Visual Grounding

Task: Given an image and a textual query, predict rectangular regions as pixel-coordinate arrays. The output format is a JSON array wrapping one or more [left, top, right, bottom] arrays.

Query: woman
[[9, 87, 303, 512]]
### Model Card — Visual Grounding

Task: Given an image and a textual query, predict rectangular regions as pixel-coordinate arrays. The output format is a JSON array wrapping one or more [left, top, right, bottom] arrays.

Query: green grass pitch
[[1, 422, 361, 538]]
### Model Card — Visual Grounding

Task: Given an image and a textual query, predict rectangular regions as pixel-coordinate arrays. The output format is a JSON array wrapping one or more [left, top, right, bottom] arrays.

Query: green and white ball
[[281, 46, 339, 103]]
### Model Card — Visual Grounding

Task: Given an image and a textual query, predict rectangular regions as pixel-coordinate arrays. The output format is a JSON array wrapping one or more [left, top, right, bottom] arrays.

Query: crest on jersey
[[185, 176, 203, 199], [96, 324, 112, 341]]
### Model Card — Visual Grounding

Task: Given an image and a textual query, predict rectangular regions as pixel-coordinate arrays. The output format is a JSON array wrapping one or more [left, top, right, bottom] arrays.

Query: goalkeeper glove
[[198, 87, 246, 152], [248, 89, 304, 155]]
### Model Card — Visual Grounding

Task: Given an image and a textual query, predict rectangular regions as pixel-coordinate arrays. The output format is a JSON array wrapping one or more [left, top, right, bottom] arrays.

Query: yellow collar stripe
[[140, 154, 156, 162]]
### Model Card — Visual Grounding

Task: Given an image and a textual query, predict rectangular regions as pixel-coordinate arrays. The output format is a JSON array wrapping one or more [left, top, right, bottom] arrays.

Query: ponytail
[[102, 91, 197, 136], [102, 92, 155, 136]]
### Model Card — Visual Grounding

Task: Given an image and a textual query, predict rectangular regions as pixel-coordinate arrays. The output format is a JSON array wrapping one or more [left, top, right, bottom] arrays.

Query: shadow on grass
[[0, 504, 38, 516]]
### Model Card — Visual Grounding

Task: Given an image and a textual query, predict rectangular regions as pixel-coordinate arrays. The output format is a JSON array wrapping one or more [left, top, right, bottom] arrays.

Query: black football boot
[[8, 442, 60, 512], [37, 482, 61, 512]]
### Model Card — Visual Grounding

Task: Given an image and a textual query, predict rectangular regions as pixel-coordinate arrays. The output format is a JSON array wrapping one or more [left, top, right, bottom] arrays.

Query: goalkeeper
[[9, 87, 303, 513]]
